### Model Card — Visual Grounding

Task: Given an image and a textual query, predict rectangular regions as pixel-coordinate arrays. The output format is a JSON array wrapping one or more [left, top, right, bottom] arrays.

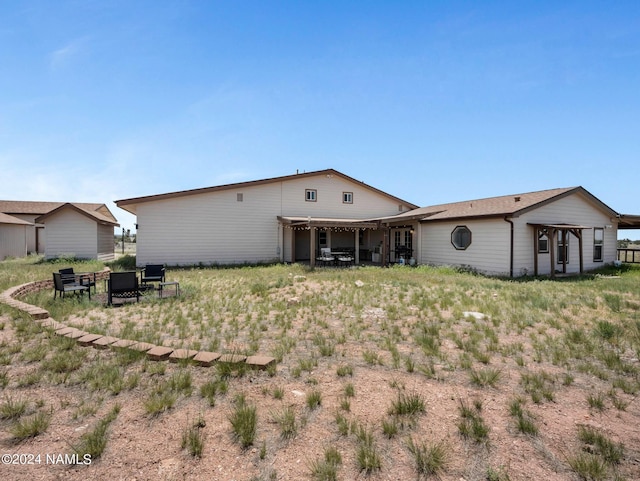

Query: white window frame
[[343, 192, 353, 204], [305, 189, 317, 202], [593, 228, 604, 262]]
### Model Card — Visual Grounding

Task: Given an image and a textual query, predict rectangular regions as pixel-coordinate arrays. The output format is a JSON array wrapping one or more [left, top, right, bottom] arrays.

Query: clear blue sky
[[1, 1, 639, 238]]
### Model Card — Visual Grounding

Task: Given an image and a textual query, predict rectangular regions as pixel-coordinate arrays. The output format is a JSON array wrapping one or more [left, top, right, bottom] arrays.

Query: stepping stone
[[246, 355, 277, 370], [64, 329, 89, 339], [39, 318, 66, 329], [77, 333, 103, 346], [28, 309, 49, 320], [147, 346, 174, 360], [169, 349, 198, 363], [130, 342, 157, 353], [55, 327, 76, 336], [218, 353, 247, 364], [92, 336, 120, 349], [110, 339, 138, 349], [192, 351, 221, 367]]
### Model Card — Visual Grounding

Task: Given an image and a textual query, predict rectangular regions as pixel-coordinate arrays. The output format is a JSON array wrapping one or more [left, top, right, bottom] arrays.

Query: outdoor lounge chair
[[140, 264, 165, 286], [316, 247, 335, 266], [108, 271, 140, 306], [53, 272, 90, 299], [60, 267, 96, 293]]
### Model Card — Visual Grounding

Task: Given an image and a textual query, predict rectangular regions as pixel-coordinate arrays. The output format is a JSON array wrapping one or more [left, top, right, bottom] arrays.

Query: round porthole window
[[451, 225, 472, 250]]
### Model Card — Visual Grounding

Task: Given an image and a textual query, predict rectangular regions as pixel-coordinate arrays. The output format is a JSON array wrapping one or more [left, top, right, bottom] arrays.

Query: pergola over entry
[[528, 223, 592, 277], [278, 216, 379, 268]]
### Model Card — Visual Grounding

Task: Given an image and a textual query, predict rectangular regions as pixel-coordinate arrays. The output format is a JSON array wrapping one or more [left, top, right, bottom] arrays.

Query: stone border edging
[[0, 270, 276, 371]]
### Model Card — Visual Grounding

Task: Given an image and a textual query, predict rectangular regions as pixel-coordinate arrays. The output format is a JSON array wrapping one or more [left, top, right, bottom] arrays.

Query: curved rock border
[[0, 271, 276, 370]]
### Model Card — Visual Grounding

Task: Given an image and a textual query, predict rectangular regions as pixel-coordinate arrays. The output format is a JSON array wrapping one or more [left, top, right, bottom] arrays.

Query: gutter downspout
[[504, 216, 514, 278]]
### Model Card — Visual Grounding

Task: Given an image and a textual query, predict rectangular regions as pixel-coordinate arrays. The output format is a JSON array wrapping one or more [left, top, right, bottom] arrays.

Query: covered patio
[[278, 216, 381, 268], [529, 223, 592, 277]]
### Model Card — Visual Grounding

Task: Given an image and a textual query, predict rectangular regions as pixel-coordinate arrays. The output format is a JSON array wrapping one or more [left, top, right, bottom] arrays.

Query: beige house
[[0, 212, 31, 260], [377, 186, 620, 277], [116, 170, 624, 277], [0, 201, 119, 261], [115, 169, 418, 267]]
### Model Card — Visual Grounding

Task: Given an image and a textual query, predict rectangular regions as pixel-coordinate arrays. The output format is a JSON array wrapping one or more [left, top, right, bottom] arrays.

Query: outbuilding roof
[[0, 200, 119, 226]]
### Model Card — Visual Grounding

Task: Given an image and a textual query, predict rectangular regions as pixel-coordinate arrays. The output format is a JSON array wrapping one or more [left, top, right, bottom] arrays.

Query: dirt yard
[[0, 264, 639, 481]]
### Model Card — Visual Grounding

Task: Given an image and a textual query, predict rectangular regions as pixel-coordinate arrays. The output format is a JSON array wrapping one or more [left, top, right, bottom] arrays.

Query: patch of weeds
[[0, 369, 8, 388], [309, 445, 342, 481], [306, 389, 322, 410], [181, 416, 206, 458], [10, 410, 51, 440], [20, 343, 47, 363], [72, 404, 120, 460], [229, 395, 257, 448], [200, 378, 226, 406], [272, 386, 284, 400], [577, 425, 624, 465], [520, 371, 555, 403], [382, 417, 399, 438], [388, 391, 426, 417], [567, 452, 608, 481], [336, 364, 353, 377], [362, 349, 384, 365], [144, 391, 177, 416], [166, 370, 193, 396], [272, 406, 297, 440], [42, 348, 86, 374], [509, 398, 538, 436], [587, 392, 606, 412], [355, 424, 381, 474], [469, 367, 501, 388], [406, 437, 449, 478], [0, 396, 27, 420], [335, 412, 350, 436], [457, 399, 489, 443], [343, 383, 355, 398]]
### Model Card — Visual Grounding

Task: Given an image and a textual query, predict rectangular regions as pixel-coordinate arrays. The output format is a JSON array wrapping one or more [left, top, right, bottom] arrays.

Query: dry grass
[[0, 258, 639, 480]]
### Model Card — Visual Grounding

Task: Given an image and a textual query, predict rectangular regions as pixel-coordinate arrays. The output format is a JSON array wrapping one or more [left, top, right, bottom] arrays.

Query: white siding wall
[[514, 193, 618, 275], [0, 225, 27, 260], [136, 174, 407, 266], [419, 219, 511, 275], [12, 215, 40, 253], [97, 224, 115, 261], [44, 210, 97, 259]]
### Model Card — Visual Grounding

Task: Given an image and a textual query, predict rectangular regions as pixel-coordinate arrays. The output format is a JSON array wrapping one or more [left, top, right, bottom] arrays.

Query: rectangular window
[[594, 228, 604, 262], [557, 231, 569, 264], [404, 230, 413, 251], [305, 189, 317, 202], [318, 230, 327, 247], [237, 193, 243, 202], [538, 231, 549, 253], [343, 192, 353, 204]]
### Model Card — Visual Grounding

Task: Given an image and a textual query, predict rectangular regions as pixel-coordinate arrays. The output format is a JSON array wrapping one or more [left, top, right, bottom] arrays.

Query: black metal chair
[[53, 272, 90, 299], [107, 271, 140, 306], [59, 267, 96, 293], [140, 264, 165, 286]]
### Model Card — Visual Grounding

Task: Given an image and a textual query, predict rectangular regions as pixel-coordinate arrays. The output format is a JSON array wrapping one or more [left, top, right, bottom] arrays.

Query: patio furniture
[[337, 254, 354, 267], [53, 272, 90, 299], [60, 267, 96, 293], [316, 247, 335, 266], [158, 281, 180, 298], [140, 264, 165, 286], [107, 271, 140, 306]]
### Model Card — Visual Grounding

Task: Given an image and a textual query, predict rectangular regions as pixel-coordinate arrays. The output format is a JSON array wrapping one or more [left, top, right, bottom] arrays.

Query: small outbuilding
[[35, 203, 120, 261]]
